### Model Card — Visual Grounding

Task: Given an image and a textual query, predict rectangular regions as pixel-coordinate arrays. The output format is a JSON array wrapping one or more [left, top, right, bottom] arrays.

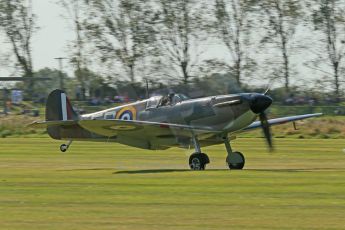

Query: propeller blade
[[259, 112, 274, 151]]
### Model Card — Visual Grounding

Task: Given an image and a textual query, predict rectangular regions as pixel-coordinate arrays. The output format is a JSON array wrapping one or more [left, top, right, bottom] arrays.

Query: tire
[[227, 152, 245, 170], [189, 153, 209, 170], [60, 144, 68, 152]]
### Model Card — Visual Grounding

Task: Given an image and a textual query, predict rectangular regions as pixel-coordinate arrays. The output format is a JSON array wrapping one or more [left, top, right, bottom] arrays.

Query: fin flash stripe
[[61, 93, 68, 121]]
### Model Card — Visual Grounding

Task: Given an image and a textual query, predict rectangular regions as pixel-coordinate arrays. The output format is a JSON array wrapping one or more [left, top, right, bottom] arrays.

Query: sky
[[31, 0, 74, 72], [0, 1, 333, 91], [0, 0, 73, 78], [0, 0, 227, 78]]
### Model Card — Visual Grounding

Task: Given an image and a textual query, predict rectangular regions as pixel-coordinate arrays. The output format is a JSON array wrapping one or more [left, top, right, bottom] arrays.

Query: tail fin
[[46, 89, 79, 121]]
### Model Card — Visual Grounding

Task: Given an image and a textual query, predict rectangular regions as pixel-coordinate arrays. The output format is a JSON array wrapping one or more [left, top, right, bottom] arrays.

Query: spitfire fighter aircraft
[[31, 89, 322, 170]]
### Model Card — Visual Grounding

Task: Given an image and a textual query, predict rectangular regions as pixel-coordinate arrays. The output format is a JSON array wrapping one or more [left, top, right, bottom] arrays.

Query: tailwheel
[[60, 140, 72, 153], [60, 144, 68, 152], [226, 151, 245, 170], [189, 153, 209, 170]]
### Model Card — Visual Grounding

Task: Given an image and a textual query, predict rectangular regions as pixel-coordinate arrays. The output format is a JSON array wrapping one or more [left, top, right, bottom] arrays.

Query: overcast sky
[[0, 1, 332, 91], [1, 0, 225, 76], [0, 0, 73, 79], [31, 0, 73, 72]]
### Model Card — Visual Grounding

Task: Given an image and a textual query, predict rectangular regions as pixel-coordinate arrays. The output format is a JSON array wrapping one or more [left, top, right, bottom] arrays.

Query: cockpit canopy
[[146, 96, 163, 109], [146, 94, 188, 109]]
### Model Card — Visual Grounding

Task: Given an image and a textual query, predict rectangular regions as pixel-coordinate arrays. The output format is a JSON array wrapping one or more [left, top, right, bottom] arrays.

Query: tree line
[[0, 0, 345, 100]]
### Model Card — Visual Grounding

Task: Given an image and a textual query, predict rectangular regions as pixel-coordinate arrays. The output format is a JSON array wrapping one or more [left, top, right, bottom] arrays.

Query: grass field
[[1, 138, 345, 229]]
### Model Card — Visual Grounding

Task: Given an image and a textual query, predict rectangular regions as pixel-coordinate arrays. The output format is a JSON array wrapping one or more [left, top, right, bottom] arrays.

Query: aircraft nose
[[249, 94, 273, 114]]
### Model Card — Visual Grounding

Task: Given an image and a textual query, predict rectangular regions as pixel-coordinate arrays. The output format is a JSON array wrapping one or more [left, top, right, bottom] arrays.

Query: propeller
[[263, 86, 270, 96], [259, 112, 274, 151], [263, 78, 277, 95], [246, 93, 274, 151]]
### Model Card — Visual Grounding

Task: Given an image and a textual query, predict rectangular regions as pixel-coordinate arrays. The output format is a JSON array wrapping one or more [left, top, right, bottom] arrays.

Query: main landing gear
[[224, 137, 245, 170], [60, 140, 72, 152], [189, 136, 210, 170], [188, 136, 245, 170]]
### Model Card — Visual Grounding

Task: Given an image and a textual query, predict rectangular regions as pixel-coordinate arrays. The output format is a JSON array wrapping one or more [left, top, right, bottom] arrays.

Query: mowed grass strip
[[0, 138, 345, 230]]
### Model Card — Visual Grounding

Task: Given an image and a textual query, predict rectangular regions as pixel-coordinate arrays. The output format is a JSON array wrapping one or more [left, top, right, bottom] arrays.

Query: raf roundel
[[119, 111, 133, 120], [116, 106, 137, 120]]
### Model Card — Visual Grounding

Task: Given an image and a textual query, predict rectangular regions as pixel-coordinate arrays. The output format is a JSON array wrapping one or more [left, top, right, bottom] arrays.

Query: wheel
[[226, 152, 245, 170], [60, 144, 68, 152], [189, 153, 209, 170]]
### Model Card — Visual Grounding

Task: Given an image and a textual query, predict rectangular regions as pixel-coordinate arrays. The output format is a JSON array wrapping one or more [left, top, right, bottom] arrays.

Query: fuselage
[[81, 93, 262, 134], [45, 90, 272, 150], [39, 89, 319, 169]]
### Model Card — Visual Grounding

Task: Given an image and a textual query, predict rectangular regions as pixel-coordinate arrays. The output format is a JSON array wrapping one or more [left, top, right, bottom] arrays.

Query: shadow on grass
[[59, 168, 196, 174], [116, 168, 345, 174], [113, 169, 247, 174], [114, 169, 193, 174], [59, 168, 223, 173], [59, 167, 345, 174]]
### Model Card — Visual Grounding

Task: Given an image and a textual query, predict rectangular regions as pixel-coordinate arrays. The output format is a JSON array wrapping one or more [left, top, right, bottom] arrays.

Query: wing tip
[[27, 121, 46, 129], [308, 113, 323, 117]]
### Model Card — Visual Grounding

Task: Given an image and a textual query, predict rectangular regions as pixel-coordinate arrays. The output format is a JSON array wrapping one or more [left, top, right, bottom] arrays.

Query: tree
[[312, 0, 345, 101], [0, 38, 10, 71], [33, 68, 67, 96], [84, 0, 157, 83], [0, 0, 36, 97], [59, 0, 87, 99], [154, 0, 212, 85], [214, 0, 256, 86], [258, 0, 301, 93]]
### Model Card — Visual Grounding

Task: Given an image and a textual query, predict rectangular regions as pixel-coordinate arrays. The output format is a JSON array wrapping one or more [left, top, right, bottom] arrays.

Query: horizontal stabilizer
[[28, 120, 78, 129]]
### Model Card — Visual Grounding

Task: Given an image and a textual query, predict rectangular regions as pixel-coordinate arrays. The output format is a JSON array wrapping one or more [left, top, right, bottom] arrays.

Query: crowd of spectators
[[282, 94, 340, 106], [87, 95, 132, 106], [283, 95, 318, 106]]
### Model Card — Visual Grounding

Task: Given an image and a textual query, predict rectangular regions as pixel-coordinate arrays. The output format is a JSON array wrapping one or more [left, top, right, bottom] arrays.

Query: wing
[[243, 113, 323, 131], [29, 118, 221, 144], [78, 119, 219, 137]]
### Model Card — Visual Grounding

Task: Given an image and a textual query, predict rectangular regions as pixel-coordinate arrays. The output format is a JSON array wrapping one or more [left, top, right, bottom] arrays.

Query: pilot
[[160, 93, 175, 106], [167, 93, 175, 105], [160, 96, 169, 106]]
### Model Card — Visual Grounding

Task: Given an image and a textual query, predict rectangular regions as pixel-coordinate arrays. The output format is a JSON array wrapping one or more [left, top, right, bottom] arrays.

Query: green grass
[[1, 138, 345, 229]]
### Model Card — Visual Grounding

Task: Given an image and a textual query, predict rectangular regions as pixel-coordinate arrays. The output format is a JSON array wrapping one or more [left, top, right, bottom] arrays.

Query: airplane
[[30, 89, 322, 170]]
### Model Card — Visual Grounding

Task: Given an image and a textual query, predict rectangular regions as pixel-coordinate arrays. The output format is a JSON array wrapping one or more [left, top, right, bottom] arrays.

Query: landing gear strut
[[224, 137, 245, 170], [189, 135, 209, 170], [60, 140, 72, 152]]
